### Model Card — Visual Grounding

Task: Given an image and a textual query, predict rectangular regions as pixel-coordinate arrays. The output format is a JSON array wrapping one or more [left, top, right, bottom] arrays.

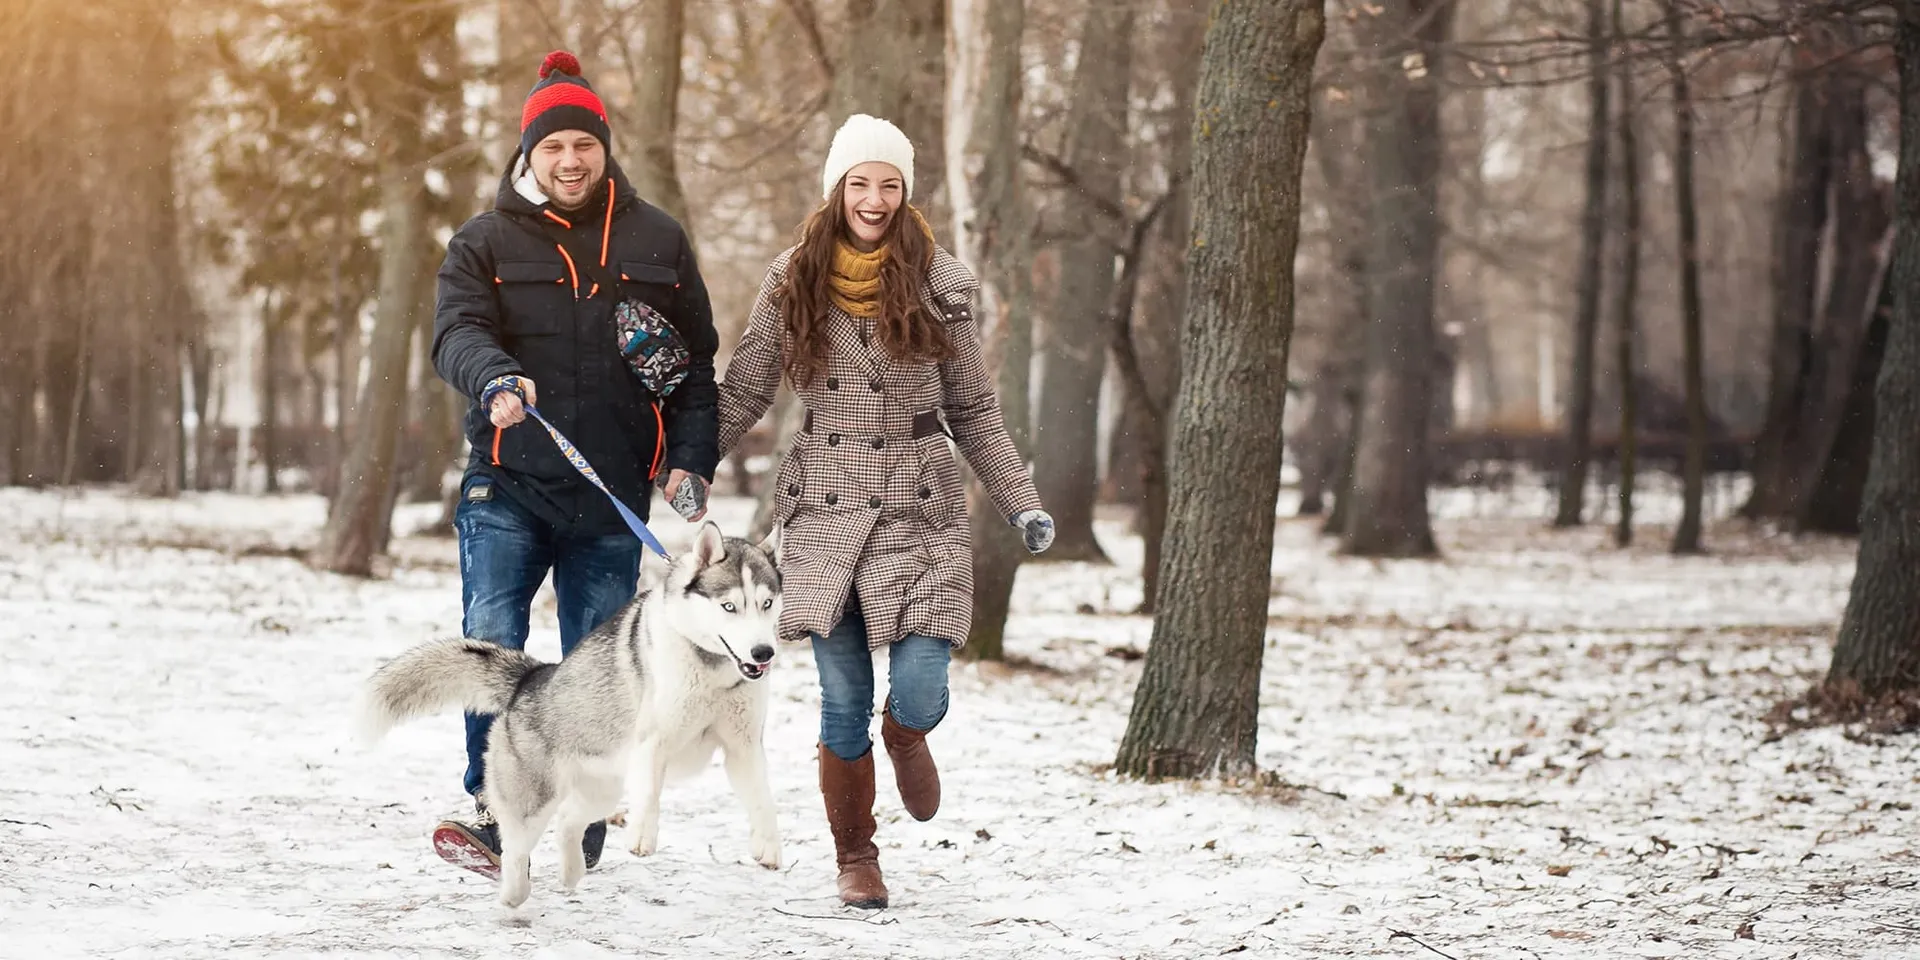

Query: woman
[[716, 114, 1054, 909]]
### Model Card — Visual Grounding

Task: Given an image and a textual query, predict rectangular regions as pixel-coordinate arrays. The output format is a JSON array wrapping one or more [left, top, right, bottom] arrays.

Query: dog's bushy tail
[[355, 637, 541, 745]]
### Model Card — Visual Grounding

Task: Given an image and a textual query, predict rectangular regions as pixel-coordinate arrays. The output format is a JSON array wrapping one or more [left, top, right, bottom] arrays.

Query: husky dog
[[356, 521, 783, 909]]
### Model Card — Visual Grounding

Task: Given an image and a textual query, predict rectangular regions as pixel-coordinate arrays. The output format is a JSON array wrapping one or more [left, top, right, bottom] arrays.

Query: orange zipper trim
[[490, 426, 503, 465], [600, 179, 613, 269], [649, 401, 665, 480]]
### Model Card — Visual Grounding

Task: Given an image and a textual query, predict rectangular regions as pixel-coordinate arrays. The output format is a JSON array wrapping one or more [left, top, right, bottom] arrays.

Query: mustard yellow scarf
[[828, 206, 935, 317]]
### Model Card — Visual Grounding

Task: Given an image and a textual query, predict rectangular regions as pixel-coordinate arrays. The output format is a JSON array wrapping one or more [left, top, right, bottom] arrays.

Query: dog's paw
[[750, 830, 782, 870], [559, 856, 586, 892], [628, 823, 659, 858]]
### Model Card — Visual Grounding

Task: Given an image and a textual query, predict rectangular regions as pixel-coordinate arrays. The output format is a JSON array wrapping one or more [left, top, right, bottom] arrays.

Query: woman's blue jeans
[[811, 604, 951, 762]]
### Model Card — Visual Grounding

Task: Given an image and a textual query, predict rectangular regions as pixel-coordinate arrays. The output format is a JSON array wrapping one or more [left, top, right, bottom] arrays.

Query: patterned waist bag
[[614, 298, 691, 398]]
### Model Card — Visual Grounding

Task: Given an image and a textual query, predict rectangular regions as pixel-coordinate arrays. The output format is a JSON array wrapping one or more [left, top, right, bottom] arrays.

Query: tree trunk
[[1109, 195, 1181, 613], [1825, 3, 1920, 698], [625, 0, 692, 230], [1554, 0, 1612, 528], [327, 247, 359, 503], [262, 291, 283, 494], [187, 335, 213, 490], [1031, 0, 1134, 564], [1107, 1, 1206, 521], [1745, 57, 1834, 521], [1665, 0, 1708, 555], [1612, 0, 1641, 549], [1801, 260, 1891, 535], [314, 159, 427, 574], [1299, 113, 1368, 522], [1344, 0, 1451, 558], [58, 309, 93, 488], [1115, 0, 1323, 781], [955, 0, 1035, 660], [1791, 63, 1890, 533]]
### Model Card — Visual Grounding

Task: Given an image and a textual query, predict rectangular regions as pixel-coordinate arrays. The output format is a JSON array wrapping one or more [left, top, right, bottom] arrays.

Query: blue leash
[[524, 404, 674, 560], [481, 375, 673, 559]]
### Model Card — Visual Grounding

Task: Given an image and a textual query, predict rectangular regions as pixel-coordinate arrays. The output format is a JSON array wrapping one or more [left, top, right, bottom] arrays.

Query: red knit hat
[[520, 51, 610, 158]]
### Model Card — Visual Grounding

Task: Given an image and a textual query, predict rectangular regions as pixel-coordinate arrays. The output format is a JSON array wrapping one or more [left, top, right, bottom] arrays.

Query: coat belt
[[802, 408, 947, 441]]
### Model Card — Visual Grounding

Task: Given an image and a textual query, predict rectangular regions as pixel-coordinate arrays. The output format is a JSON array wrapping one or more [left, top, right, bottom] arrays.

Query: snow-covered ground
[[3, 482, 1915, 959]]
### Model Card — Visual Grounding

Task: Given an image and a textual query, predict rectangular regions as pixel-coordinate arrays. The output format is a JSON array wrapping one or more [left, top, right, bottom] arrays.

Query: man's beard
[[541, 170, 605, 210]]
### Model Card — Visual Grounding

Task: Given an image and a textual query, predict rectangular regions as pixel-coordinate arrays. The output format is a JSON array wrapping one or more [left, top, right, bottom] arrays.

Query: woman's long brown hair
[[779, 179, 954, 387]]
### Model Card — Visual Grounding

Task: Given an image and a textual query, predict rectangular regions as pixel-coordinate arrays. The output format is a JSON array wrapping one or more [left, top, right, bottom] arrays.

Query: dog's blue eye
[[722, 602, 737, 613], [761, 598, 773, 610]]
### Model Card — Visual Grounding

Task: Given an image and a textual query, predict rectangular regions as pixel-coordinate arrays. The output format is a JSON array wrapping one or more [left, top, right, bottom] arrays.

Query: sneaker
[[432, 800, 502, 880], [431, 800, 611, 879]]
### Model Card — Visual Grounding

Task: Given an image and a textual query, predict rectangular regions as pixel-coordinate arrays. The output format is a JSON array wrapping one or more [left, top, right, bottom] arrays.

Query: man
[[427, 49, 719, 878]]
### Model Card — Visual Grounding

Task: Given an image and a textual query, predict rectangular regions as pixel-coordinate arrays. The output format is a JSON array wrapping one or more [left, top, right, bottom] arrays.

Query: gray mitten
[[1010, 509, 1054, 554]]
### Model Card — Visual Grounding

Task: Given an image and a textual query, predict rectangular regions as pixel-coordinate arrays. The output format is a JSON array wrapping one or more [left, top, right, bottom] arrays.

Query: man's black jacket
[[431, 154, 719, 537]]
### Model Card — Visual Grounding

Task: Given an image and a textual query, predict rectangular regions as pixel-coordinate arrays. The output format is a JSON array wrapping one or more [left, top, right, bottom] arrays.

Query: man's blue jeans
[[812, 602, 952, 762], [454, 476, 641, 797]]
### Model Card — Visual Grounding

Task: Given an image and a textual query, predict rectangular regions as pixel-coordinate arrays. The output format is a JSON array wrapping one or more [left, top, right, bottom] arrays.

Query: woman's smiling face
[[841, 161, 905, 251]]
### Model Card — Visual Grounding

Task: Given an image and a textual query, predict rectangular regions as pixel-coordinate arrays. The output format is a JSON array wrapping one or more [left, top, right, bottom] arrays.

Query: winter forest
[[6, 0, 1920, 956]]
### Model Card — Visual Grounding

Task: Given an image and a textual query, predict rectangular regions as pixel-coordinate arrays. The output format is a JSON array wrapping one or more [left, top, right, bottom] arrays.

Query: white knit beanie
[[821, 113, 916, 201]]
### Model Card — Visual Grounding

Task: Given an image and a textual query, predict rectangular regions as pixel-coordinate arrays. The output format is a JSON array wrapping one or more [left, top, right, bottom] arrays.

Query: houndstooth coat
[[716, 245, 1043, 651]]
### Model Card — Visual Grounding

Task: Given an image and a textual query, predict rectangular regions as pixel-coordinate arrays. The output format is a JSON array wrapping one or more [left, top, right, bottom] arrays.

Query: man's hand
[[487, 377, 537, 429], [661, 469, 709, 522]]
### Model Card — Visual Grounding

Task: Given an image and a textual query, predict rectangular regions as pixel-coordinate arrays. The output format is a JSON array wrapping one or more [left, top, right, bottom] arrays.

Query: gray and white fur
[[356, 521, 784, 910]]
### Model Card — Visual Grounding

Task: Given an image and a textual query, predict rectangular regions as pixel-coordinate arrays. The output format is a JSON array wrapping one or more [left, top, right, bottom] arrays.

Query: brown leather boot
[[881, 708, 941, 821], [818, 743, 888, 909]]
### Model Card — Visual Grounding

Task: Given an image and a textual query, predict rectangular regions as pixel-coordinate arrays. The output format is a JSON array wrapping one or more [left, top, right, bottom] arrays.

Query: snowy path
[[2, 486, 1915, 959]]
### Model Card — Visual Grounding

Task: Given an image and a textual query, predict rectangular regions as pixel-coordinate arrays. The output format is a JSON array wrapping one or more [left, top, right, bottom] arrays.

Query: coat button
[[825, 492, 839, 506], [917, 486, 931, 499], [827, 377, 839, 390], [870, 437, 885, 450], [869, 380, 882, 392], [788, 483, 800, 496], [868, 496, 881, 509], [828, 433, 841, 446]]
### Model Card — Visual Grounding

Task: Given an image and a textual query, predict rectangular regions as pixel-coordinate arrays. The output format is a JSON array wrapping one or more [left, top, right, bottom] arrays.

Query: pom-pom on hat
[[821, 113, 915, 201], [520, 51, 611, 159]]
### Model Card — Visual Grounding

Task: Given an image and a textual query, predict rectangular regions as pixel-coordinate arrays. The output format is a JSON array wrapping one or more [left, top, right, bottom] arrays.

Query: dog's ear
[[691, 520, 726, 568], [757, 523, 782, 565]]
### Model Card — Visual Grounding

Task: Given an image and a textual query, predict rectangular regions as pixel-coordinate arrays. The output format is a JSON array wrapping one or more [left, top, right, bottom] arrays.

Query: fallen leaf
[[1548, 865, 1573, 877], [1548, 930, 1593, 941], [1735, 921, 1756, 940]]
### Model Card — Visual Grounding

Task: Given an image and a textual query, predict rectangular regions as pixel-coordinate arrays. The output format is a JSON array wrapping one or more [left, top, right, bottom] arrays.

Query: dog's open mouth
[[737, 661, 769, 681]]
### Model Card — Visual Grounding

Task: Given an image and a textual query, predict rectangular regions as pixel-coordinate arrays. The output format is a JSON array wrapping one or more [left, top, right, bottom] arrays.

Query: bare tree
[[1031, 0, 1135, 564], [1555, 0, 1613, 528], [1612, 0, 1642, 548], [1344, 0, 1454, 558], [620, 0, 692, 227], [1745, 42, 1836, 523], [1824, 0, 1920, 703], [1789, 45, 1892, 533], [1116, 0, 1324, 781], [1664, 0, 1707, 556], [313, 1, 451, 575]]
